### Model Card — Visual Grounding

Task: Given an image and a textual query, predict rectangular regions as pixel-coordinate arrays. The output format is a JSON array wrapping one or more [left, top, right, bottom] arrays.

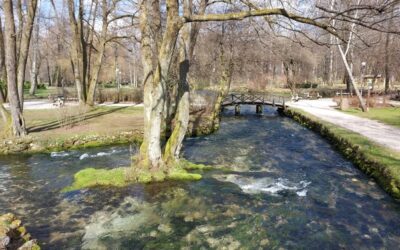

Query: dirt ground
[[1, 104, 144, 141]]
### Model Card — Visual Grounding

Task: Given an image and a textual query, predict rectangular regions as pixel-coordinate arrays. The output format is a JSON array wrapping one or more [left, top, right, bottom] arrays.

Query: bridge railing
[[223, 93, 287, 107]]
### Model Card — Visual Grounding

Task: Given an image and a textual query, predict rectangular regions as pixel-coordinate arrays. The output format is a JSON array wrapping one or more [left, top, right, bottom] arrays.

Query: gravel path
[[288, 98, 400, 152]]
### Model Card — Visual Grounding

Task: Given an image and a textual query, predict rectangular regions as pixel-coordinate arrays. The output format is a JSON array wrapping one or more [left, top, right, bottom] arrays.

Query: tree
[[134, 0, 340, 180], [3, 0, 25, 136], [29, 0, 41, 96], [68, 0, 88, 104], [16, 0, 39, 109]]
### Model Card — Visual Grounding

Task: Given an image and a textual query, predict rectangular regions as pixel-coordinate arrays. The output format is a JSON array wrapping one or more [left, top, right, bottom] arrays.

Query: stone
[[260, 239, 269, 246], [157, 224, 172, 234], [10, 220, 22, 229], [0, 214, 39, 250], [0, 236, 10, 248], [18, 239, 40, 250]]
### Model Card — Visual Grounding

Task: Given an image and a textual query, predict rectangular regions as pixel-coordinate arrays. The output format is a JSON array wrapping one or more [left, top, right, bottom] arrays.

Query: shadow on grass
[[28, 106, 127, 133]]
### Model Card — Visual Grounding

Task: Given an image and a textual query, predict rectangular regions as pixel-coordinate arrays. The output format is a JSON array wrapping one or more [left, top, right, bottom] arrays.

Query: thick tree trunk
[[3, 0, 27, 136], [137, 0, 183, 172], [163, 38, 190, 164]]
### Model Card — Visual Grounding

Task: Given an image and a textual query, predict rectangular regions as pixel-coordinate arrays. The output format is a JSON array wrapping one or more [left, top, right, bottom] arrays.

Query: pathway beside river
[[288, 98, 400, 152]]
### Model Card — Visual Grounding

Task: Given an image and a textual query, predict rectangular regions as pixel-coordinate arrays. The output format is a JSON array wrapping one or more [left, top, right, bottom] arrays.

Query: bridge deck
[[222, 93, 287, 108]]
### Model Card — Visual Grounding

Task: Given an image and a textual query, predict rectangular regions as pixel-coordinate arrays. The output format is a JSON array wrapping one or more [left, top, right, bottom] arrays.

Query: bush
[[96, 87, 143, 103], [296, 82, 318, 89]]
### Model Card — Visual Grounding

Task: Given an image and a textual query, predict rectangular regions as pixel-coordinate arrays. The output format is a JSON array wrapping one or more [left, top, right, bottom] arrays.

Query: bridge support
[[235, 105, 241, 115], [256, 104, 263, 114]]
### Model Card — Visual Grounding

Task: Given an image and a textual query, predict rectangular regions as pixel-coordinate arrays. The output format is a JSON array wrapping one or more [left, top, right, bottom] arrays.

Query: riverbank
[[283, 108, 400, 199], [0, 103, 216, 155], [0, 106, 144, 155]]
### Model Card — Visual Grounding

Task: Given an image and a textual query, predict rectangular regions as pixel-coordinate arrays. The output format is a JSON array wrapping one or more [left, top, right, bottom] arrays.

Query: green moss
[[167, 169, 202, 181], [178, 159, 213, 170], [284, 108, 400, 199], [63, 167, 129, 192], [64, 159, 210, 191]]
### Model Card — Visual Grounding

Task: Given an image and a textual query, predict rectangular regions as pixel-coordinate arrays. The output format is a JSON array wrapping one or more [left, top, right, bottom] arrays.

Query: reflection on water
[[0, 105, 399, 249]]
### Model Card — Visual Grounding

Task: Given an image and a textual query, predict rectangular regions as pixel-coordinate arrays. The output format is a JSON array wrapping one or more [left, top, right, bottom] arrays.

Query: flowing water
[[0, 106, 399, 249]]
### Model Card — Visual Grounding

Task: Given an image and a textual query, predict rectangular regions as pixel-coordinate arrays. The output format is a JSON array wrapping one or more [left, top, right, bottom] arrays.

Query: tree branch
[[184, 8, 340, 38]]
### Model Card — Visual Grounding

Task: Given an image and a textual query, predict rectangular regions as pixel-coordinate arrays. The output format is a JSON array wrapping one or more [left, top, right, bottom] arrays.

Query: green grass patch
[[343, 107, 400, 128], [286, 108, 400, 198], [63, 159, 208, 192], [62, 167, 129, 192]]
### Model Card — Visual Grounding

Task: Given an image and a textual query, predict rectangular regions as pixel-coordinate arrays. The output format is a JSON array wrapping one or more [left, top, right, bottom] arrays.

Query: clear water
[[0, 106, 399, 249]]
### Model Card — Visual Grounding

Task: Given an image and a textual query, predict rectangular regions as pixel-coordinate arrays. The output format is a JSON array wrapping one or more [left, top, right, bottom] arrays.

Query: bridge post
[[256, 104, 263, 114], [235, 105, 241, 115]]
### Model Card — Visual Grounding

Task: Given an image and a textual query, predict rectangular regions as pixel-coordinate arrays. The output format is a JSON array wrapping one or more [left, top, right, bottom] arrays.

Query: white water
[[214, 174, 311, 197]]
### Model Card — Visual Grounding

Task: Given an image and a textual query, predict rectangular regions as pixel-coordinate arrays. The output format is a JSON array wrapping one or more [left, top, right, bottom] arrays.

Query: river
[[0, 105, 399, 249]]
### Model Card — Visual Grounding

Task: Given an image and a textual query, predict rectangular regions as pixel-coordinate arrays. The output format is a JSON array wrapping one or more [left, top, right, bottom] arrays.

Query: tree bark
[[17, 0, 38, 109], [29, 3, 41, 96], [68, 0, 87, 105], [210, 40, 234, 131], [163, 0, 208, 164], [137, 0, 183, 172], [87, 0, 108, 106], [3, 0, 27, 136]]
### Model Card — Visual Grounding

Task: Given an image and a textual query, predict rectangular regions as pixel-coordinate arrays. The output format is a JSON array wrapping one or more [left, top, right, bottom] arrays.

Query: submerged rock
[[0, 213, 40, 250]]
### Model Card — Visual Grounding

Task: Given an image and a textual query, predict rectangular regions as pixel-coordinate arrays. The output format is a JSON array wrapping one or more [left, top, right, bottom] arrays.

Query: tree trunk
[[29, 7, 41, 96], [137, 0, 183, 172], [87, 0, 108, 106], [17, 0, 38, 109], [338, 44, 367, 112], [3, 0, 27, 136], [384, 25, 392, 93], [163, 0, 208, 163], [68, 0, 87, 105]]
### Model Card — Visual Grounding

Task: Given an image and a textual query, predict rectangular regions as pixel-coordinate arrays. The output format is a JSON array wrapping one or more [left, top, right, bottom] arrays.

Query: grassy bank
[[284, 108, 400, 199], [343, 107, 400, 128], [0, 106, 144, 154]]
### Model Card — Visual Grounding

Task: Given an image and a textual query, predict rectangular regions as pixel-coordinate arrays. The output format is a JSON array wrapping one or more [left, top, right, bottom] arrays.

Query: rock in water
[[0, 213, 40, 250]]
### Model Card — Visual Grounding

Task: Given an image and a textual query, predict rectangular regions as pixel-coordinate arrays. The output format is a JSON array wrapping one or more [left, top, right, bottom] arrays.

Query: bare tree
[[134, 0, 340, 180], [3, 0, 27, 136], [29, 0, 42, 96], [16, 0, 39, 109]]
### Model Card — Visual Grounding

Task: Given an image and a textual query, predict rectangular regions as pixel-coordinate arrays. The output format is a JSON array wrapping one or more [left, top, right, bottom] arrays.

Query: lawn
[[343, 107, 400, 128], [0, 105, 144, 142]]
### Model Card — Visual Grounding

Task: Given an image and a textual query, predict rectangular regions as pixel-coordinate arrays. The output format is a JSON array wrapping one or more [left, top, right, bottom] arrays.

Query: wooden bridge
[[222, 93, 287, 114]]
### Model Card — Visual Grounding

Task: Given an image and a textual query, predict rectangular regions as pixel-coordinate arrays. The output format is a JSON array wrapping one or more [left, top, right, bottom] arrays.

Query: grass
[[0, 105, 144, 154], [343, 107, 400, 128], [287, 108, 400, 198], [24, 88, 52, 99], [63, 160, 207, 191], [9, 106, 143, 138], [62, 167, 129, 192]]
